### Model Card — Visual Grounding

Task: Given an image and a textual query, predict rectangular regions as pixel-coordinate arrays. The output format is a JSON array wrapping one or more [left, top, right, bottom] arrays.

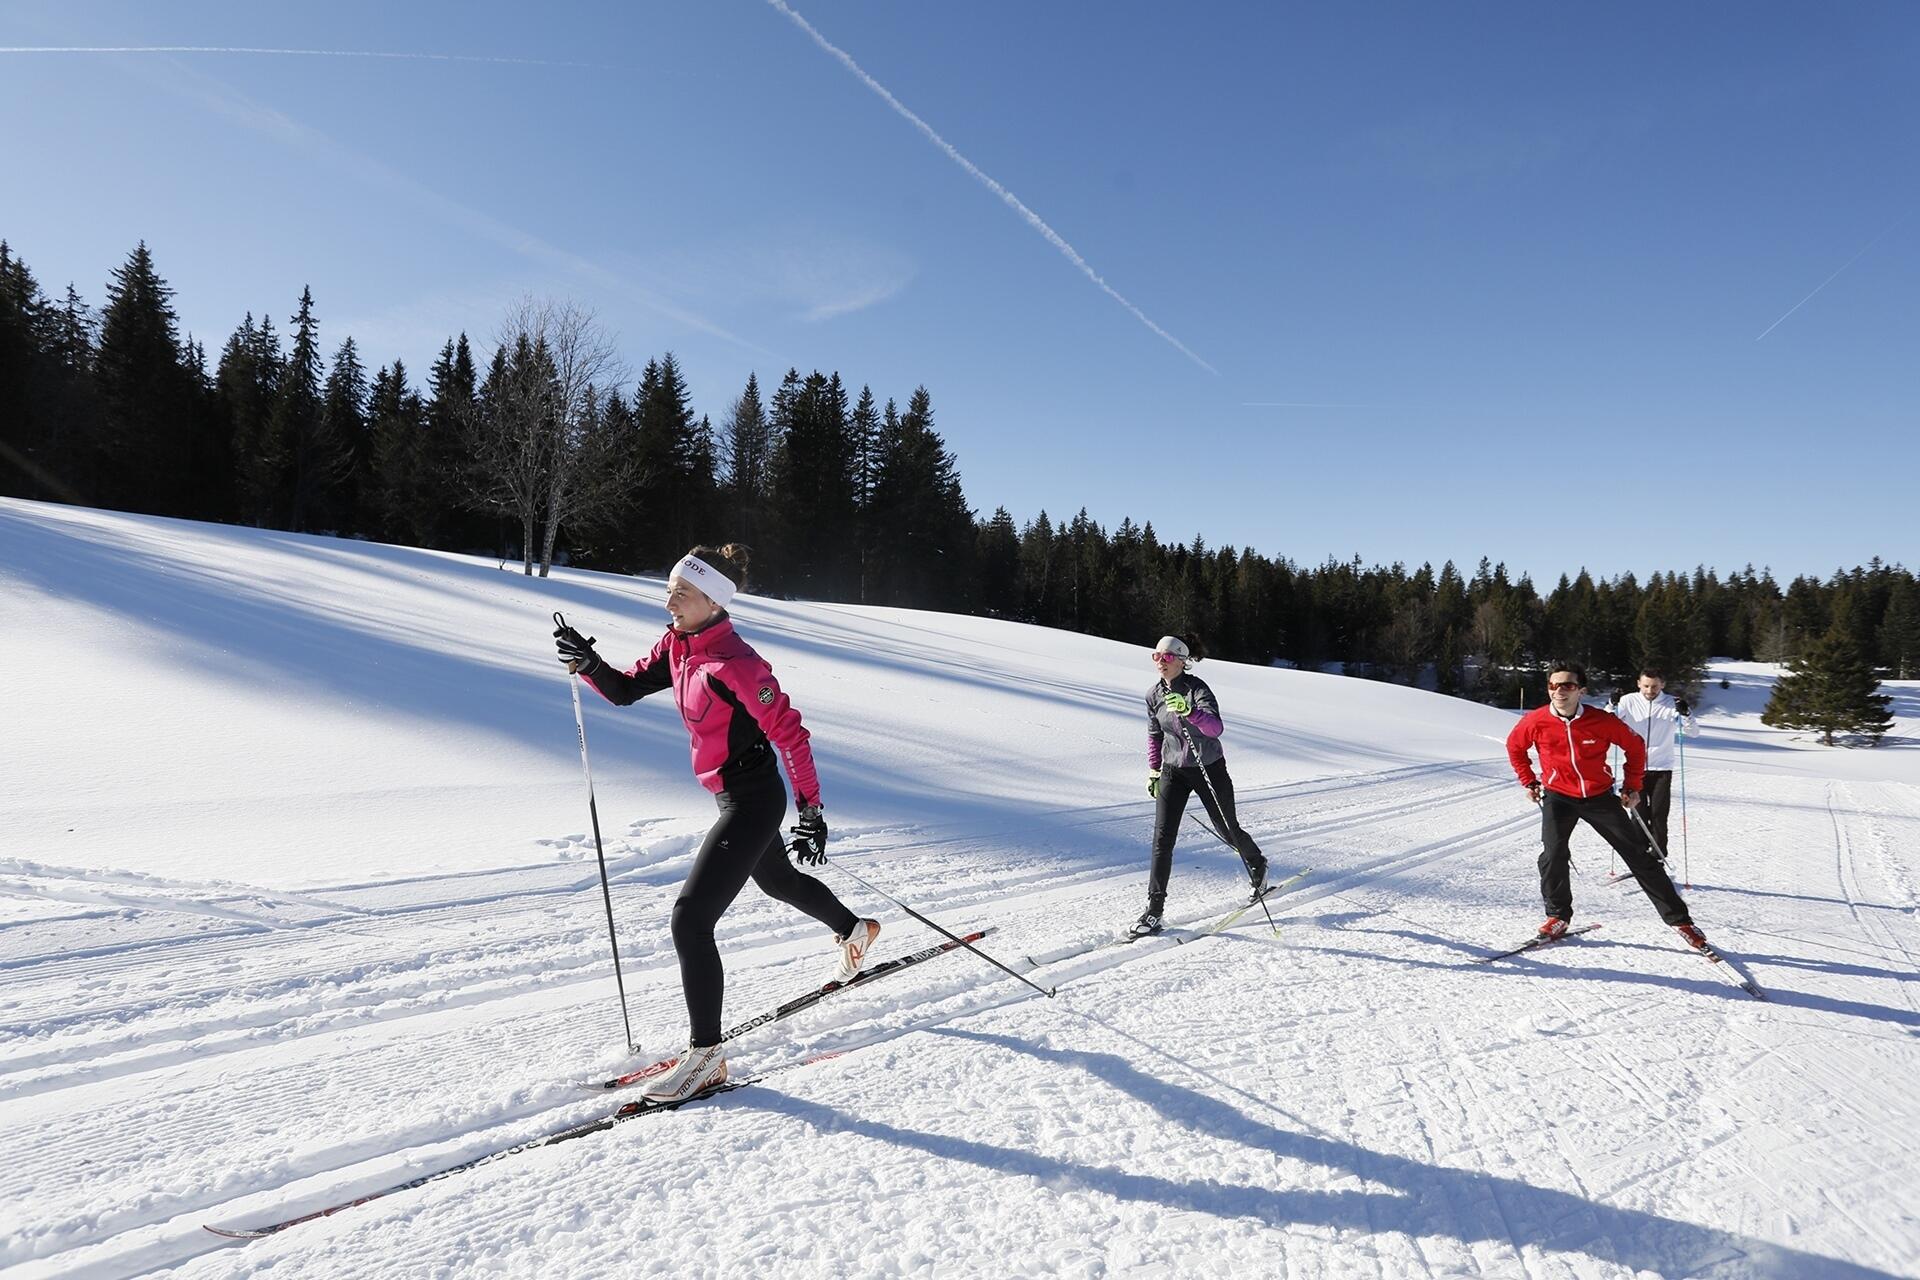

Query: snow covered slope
[[2, 497, 1917, 1279]]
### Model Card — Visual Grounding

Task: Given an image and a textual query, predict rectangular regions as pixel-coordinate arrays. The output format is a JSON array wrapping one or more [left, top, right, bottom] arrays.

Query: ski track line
[[1, 949, 1002, 1269], [0, 910, 873, 1099], [2, 769, 1513, 1088], [1827, 781, 1920, 1016], [5, 769, 1527, 1269], [30, 853, 1305, 1265], [0, 763, 1488, 980], [833, 758, 1499, 859], [35, 931, 1174, 1275]]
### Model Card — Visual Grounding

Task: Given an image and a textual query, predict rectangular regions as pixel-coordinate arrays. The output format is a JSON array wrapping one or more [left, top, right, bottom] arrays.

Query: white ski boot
[[642, 1041, 727, 1104], [833, 919, 881, 984]]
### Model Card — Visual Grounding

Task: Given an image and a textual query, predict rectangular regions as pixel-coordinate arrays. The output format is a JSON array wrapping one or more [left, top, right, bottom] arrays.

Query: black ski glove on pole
[[789, 805, 828, 865], [553, 614, 603, 676]]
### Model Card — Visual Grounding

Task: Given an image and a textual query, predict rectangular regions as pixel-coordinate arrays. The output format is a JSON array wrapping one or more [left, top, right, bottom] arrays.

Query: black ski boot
[[1247, 858, 1270, 903], [1127, 908, 1164, 940]]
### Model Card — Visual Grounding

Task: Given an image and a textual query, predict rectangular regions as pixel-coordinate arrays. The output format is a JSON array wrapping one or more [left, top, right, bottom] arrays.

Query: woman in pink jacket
[[554, 544, 878, 1103]]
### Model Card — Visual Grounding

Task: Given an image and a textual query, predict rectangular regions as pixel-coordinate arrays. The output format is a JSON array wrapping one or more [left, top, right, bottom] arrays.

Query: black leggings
[[1147, 760, 1266, 906], [671, 769, 859, 1045]]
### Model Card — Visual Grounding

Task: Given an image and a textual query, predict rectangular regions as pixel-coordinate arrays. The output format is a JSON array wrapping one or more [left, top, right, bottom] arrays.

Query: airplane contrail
[[1755, 218, 1900, 340], [0, 46, 609, 69], [764, 0, 1217, 375]]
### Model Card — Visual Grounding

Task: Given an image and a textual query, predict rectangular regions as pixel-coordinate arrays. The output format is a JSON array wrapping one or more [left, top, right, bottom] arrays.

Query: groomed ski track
[[5, 766, 1917, 1277]]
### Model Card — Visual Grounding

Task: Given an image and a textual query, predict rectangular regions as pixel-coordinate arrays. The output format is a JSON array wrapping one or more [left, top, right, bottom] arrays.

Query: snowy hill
[[2, 496, 1917, 1279]]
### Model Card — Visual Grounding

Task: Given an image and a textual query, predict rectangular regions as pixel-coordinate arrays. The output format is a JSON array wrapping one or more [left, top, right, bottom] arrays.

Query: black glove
[[1675, 698, 1691, 716], [1608, 688, 1623, 707], [789, 805, 828, 865], [553, 621, 602, 676]]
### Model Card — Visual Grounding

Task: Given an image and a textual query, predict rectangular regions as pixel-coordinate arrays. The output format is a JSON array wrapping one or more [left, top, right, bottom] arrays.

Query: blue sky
[[3, 2, 1913, 584]]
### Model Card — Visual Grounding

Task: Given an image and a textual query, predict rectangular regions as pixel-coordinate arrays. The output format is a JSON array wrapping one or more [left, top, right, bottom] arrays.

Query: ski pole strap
[[826, 862, 1056, 998]]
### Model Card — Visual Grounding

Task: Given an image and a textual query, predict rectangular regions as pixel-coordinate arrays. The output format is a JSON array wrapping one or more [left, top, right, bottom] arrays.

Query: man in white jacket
[[1611, 667, 1698, 863]]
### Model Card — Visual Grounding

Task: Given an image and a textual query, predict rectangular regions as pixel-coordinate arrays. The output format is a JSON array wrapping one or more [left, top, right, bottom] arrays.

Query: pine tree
[[366, 359, 426, 543], [1879, 576, 1920, 680], [422, 334, 481, 549], [720, 372, 773, 546], [865, 387, 969, 608], [768, 369, 858, 598], [627, 353, 703, 569], [223, 312, 284, 525], [849, 386, 881, 602], [0, 242, 49, 498], [1762, 623, 1894, 745], [271, 287, 349, 531], [975, 506, 1021, 616], [322, 337, 370, 534], [1634, 575, 1708, 689], [0, 245, 95, 502], [94, 242, 197, 515]]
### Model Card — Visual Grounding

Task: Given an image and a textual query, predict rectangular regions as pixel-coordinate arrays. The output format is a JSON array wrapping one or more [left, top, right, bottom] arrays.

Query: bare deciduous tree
[[462, 297, 635, 576]]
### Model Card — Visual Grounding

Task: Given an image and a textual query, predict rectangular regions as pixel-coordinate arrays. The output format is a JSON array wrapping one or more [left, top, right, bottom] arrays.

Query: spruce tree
[[720, 372, 772, 546], [1762, 623, 1894, 745], [975, 507, 1021, 616], [271, 287, 349, 531], [416, 334, 483, 550], [366, 359, 427, 543], [768, 369, 858, 598], [627, 354, 702, 568], [0, 244, 61, 499], [322, 337, 370, 534], [866, 386, 972, 609], [1634, 575, 1708, 689], [94, 242, 196, 515], [223, 312, 284, 525], [1879, 576, 1920, 680]]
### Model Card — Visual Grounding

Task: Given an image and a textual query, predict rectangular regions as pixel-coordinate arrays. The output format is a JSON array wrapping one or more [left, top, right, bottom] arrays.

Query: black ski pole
[[556, 611, 638, 1053], [1176, 716, 1280, 934], [820, 859, 1057, 999]]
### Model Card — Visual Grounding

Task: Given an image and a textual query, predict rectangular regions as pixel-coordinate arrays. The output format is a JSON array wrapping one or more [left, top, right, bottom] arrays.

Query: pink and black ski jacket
[[582, 615, 821, 806]]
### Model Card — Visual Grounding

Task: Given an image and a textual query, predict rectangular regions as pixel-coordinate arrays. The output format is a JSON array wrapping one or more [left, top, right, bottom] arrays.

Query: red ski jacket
[[583, 615, 821, 806], [1506, 704, 1645, 799]]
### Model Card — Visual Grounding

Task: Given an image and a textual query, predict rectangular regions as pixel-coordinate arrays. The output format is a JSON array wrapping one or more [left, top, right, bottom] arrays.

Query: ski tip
[[204, 1224, 268, 1241]]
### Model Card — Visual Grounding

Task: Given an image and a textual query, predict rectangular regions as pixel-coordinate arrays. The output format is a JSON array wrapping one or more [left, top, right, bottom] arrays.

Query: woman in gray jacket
[[1133, 634, 1269, 937]]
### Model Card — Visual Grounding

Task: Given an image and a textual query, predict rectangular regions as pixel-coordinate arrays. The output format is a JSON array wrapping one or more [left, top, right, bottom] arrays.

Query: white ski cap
[[1153, 636, 1189, 660], [670, 554, 737, 609]]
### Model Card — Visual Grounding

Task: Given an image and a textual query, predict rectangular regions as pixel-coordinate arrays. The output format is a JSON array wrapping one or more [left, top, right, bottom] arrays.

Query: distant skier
[[1131, 635, 1270, 938], [553, 544, 879, 1103], [1610, 666, 1697, 864], [1506, 663, 1708, 950]]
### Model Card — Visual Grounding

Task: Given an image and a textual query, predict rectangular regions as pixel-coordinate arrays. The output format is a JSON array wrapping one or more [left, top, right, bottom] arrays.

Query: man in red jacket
[[1506, 663, 1708, 949]]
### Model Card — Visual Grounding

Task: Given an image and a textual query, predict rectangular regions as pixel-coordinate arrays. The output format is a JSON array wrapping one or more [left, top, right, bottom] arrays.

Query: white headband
[[670, 554, 737, 609]]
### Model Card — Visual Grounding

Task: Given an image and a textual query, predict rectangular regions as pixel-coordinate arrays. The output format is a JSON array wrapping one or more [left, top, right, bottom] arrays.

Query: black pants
[[1539, 790, 1690, 926], [1633, 770, 1675, 861], [1148, 760, 1266, 906], [672, 764, 859, 1045]]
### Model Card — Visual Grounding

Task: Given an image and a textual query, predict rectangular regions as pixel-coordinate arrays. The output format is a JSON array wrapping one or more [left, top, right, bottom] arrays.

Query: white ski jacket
[[1613, 691, 1698, 770]]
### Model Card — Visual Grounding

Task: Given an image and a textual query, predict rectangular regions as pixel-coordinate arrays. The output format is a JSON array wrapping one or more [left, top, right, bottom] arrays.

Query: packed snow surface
[[2, 497, 1917, 1278]]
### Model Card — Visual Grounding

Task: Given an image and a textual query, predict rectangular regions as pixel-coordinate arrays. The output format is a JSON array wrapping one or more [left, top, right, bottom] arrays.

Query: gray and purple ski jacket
[[1147, 673, 1227, 770], [582, 615, 821, 806]]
